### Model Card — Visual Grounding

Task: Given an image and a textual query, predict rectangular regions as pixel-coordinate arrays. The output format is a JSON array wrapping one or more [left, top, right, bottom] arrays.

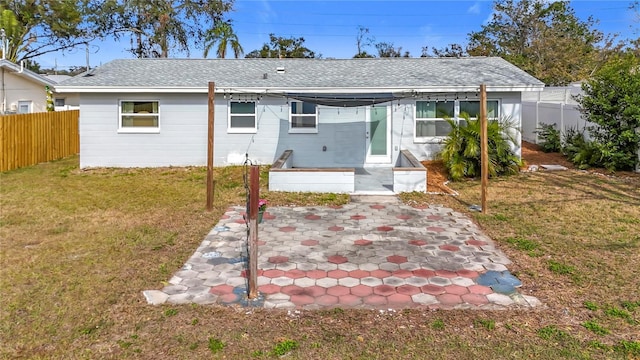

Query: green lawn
[[1, 156, 638, 359]]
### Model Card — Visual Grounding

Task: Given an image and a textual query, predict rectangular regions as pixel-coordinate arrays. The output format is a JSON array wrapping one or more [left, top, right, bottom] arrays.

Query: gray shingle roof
[[57, 57, 543, 91]]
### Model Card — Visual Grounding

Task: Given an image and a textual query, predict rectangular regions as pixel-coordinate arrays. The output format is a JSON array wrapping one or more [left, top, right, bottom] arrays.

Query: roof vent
[[276, 66, 285, 74], [263, 73, 268, 79]]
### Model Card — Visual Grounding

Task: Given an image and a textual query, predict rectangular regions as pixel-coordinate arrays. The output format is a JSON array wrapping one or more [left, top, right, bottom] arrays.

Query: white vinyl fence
[[522, 86, 639, 172]]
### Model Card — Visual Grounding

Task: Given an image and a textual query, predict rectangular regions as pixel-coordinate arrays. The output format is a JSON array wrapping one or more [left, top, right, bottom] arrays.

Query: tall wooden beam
[[480, 84, 488, 214], [248, 165, 260, 299], [206, 82, 215, 211]]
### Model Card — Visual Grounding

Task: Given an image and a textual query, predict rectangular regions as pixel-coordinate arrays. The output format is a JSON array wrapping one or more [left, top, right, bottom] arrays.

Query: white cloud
[[467, 2, 481, 15]]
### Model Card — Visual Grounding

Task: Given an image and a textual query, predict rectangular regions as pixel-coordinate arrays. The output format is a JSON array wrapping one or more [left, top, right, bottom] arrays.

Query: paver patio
[[143, 197, 541, 310]]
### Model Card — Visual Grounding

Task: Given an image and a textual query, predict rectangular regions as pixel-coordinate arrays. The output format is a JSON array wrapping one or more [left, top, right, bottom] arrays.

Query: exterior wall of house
[[78, 93, 208, 168], [396, 92, 523, 159], [78, 91, 524, 168], [1, 70, 49, 113]]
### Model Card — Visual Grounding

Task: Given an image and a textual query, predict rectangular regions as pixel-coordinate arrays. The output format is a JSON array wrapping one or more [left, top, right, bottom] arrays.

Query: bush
[[577, 53, 640, 171], [439, 114, 522, 181], [535, 123, 562, 153]]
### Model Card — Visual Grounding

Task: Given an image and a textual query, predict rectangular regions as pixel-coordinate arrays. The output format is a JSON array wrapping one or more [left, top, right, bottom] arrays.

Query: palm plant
[[439, 113, 522, 181], [203, 21, 243, 58]]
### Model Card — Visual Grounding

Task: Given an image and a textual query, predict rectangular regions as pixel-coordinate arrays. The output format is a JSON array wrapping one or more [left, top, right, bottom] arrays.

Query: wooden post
[[206, 82, 215, 211], [480, 84, 488, 214], [247, 165, 260, 299]]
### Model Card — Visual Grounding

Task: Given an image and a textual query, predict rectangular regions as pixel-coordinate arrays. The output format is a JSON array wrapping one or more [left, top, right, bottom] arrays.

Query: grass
[[2, 156, 640, 359]]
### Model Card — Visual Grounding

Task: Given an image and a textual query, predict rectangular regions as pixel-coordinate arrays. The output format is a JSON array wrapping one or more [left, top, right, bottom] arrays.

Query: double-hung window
[[119, 100, 160, 133], [228, 101, 257, 133], [415, 99, 500, 142], [415, 101, 454, 139], [290, 101, 317, 133]]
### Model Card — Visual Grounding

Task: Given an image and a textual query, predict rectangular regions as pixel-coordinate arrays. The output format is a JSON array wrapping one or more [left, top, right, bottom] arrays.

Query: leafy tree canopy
[[467, 0, 610, 85], [203, 20, 243, 58], [245, 34, 316, 58], [0, 1, 91, 62]]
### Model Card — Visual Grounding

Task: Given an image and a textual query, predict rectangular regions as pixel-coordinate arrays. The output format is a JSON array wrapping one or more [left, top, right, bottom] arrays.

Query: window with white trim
[[17, 100, 32, 114], [289, 101, 317, 133], [415, 101, 454, 138], [414, 99, 500, 142], [54, 98, 66, 107], [119, 100, 159, 133], [228, 101, 257, 133]]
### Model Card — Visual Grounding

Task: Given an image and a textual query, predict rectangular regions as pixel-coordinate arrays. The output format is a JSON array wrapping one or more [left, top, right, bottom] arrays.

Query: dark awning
[[286, 93, 407, 107]]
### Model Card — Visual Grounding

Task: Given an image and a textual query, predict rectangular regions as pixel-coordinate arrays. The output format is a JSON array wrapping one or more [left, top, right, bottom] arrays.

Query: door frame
[[365, 104, 392, 164]]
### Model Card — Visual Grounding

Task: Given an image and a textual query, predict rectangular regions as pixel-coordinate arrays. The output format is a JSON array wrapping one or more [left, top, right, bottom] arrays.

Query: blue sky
[[38, 0, 638, 70]]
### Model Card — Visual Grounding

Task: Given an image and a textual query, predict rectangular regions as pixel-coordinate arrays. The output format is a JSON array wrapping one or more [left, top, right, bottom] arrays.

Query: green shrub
[[439, 114, 522, 181], [536, 123, 562, 152]]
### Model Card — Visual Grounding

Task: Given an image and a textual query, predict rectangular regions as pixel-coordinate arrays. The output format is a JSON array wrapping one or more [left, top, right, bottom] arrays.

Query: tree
[[353, 26, 375, 58], [421, 43, 467, 58], [91, 0, 233, 58], [0, 2, 93, 62], [467, 0, 606, 85], [203, 20, 243, 58], [375, 42, 408, 58], [245, 34, 315, 58], [576, 54, 640, 171]]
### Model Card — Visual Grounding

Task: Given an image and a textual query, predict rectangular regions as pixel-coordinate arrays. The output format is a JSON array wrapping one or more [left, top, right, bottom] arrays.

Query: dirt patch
[[421, 160, 456, 194], [520, 141, 574, 168]]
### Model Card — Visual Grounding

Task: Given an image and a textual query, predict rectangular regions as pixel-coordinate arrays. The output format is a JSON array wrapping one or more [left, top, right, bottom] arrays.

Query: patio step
[[349, 194, 400, 204]]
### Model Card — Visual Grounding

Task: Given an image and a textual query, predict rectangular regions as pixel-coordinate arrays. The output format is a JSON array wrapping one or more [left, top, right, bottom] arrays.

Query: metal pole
[[206, 82, 215, 211], [480, 84, 488, 214], [248, 165, 259, 299]]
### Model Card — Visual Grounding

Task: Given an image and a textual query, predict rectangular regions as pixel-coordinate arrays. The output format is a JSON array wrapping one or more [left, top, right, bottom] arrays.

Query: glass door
[[365, 105, 391, 163]]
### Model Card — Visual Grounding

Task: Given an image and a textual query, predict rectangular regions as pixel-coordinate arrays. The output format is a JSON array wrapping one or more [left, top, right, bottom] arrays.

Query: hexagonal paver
[[263, 269, 285, 278], [305, 214, 321, 220], [350, 284, 374, 297], [363, 295, 387, 307], [301, 286, 326, 297], [351, 214, 367, 220], [268, 256, 289, 264], [427, 226, 445, 232], [377, 226, 394, 232], [328, 226, 344, 231], [421, 284, 445, 295], [354, 239, 373, 246], [437, 293, 463, 306], [412, 269, 436, 278], [281, 285, 305, 296], [444, 285, 469, 295], [411, 293, 438, 305], [466, 239, 488, 246], [450, 276, 475, 287], [293, 277, 316, 287], [338, 294, 362, 306], [456, 269, 479, 278], [397, 285, 421, 296], [258, 284, 281, 295], [285, 269, 306, 279], [392, 269, 413, 278], [408, 239, 427, 246], [279, 226, 296, 232], [387, 293, 412, 305], [396, 214, 412, 220], [209, 284, 234, 296], [348, 269, 370, 279], [359, 263, 379, 272], [327, 255, 348, 264], [369, 204, 386, 210], [461, 293, 489, 305], [316, 278, 338, 288], [369, 269, 391, 279], [291, 294, 315, 306], [439, 244, 460, 252], [373, 284, 395, 296], [327, 286, 350, 297], [387, 255, 408, 264], [315, 295, 338, 306], [360, 277, 383, 287], [435, 270, 458, 278], [338, 277, 360, 287], [468, 285, 493, 295], [301, 239, 319, 246], [327, 269, 349, 279], [427, 215, 443, 220], [306, 270, 328, 279]]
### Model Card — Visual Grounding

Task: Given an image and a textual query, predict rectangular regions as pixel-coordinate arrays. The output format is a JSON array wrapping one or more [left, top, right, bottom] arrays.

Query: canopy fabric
[[286, 93, 407, 107]]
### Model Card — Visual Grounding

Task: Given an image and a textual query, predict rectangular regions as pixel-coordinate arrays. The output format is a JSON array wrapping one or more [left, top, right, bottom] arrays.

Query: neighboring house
[[0, 59, 58, 114], [56, 57, 543, 175], [43, 75, 80, 111]]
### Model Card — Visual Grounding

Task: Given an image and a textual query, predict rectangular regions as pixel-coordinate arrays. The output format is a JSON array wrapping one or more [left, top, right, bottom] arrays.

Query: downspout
[[1, 68, 5, 114]]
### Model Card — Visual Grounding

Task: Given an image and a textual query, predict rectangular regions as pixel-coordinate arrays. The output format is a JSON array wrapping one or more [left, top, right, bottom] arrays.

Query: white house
[[0, 59, 57, 114], [55, 57, 544, 192]]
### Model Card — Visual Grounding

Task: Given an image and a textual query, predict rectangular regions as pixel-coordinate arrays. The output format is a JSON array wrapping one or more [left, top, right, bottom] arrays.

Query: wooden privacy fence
[[0, 110, 79, 172]]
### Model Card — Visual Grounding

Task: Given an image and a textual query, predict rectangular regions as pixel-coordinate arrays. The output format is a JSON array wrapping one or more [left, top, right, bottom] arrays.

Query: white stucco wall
[[1, 70, 49, 113]]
